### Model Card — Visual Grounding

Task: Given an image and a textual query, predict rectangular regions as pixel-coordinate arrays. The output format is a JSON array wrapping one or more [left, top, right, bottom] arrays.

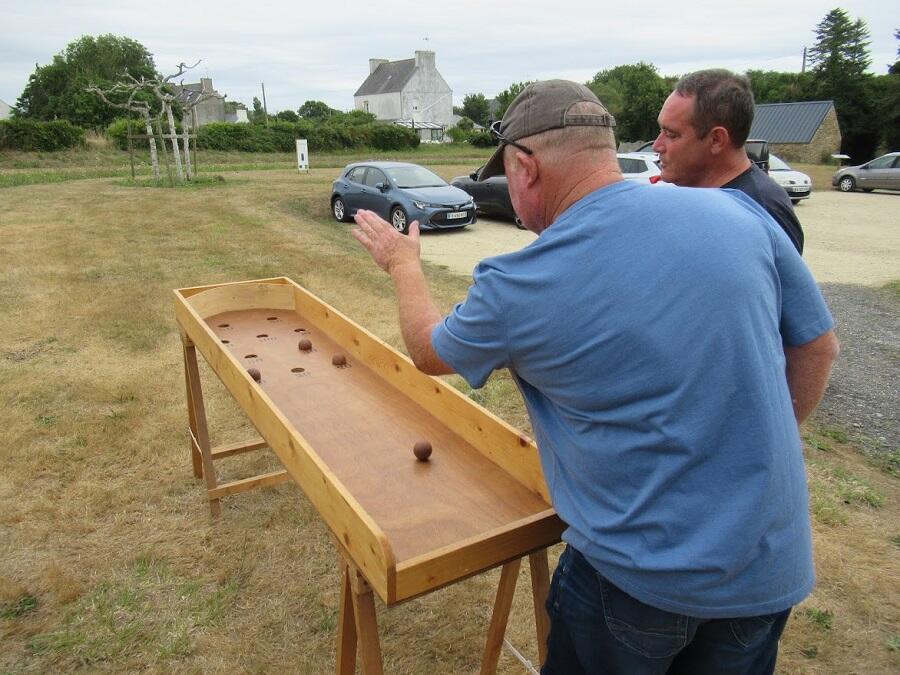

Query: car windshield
[[769, 155, 791, 171], [384, 165, 447, 188]]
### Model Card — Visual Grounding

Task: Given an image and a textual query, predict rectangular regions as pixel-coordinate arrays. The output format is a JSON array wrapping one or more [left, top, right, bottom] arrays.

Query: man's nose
[[652, 133, 664, 153]]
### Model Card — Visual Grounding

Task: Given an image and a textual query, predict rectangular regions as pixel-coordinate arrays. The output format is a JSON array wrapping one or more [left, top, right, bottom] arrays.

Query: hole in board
[[222, 339, 230, 344], [218, 323, 230, 328], [291, 367, 305, 373], [257, 334, 268, 338], [294, 328, 307, 333], [244, 354, 258, 359], [267, 316, 278, 321]]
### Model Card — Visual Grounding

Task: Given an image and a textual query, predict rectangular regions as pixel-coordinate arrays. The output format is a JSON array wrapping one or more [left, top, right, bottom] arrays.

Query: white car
[[617, 152, 662, 184], [768, 153, 811, 204]]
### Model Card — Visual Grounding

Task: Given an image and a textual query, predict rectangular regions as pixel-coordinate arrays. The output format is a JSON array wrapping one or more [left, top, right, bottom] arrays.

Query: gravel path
[[815, 283, 899, 454]]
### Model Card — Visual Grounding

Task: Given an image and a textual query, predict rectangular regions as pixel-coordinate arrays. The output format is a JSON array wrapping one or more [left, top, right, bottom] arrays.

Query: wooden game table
[[174, 277, 564, 673]]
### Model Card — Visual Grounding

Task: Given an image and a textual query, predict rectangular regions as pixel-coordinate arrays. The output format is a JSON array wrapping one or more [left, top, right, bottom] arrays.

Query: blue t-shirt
[[432, 181, 834, 618]]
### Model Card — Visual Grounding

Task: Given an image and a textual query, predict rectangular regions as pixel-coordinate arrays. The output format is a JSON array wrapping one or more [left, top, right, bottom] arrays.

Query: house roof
[[394, 119, 444, 130], [749, 101, 834, 144], [355, 59, 416, 97]]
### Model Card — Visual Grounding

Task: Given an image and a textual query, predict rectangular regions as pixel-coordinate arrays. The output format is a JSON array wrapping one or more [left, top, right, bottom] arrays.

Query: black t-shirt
[[722, 164, 804, 254]]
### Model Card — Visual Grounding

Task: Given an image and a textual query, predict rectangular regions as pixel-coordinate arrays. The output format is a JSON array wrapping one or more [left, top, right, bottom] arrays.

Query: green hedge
[[0, 119, 85, 151], [107, 117, 184, 151], [196, 120, 419, 153]]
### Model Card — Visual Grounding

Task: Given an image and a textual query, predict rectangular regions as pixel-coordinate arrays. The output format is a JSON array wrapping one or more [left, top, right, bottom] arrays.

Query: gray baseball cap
[[479, 79, 616, 181]]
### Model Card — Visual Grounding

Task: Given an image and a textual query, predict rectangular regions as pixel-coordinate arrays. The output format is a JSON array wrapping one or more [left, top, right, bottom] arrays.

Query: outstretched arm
[[351, 210, 454, 375], [784, 329, 840, 424]]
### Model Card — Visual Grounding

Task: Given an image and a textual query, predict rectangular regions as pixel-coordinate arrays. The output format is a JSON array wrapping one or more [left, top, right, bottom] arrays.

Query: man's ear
[[512, 149, 540, 186], [708, 126, 731, 155]]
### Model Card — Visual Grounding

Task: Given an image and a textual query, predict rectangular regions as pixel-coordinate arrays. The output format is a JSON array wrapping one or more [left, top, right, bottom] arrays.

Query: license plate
[[447, 211, 467, 219], [788, 186, 807, 192]]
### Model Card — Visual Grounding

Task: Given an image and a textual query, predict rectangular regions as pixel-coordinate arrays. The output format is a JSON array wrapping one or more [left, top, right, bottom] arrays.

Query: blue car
[[331, 161, 476, 233]]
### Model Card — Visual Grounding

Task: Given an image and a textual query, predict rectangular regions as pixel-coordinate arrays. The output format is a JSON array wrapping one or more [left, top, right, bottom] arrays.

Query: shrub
[[469, 131, 494, 148], [0, 119, 85, 151], [370, 123, 419, 151]]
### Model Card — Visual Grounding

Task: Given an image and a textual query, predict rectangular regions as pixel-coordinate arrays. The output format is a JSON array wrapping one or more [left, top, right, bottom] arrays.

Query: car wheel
[[838, 176, 856, 192], [332, 196, 350, 222], [390, 206, 409, 234]]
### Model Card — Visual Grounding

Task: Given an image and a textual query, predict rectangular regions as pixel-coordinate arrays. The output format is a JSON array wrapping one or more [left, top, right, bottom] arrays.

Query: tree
[[588, 63, 669, 142], [16, 34, 158, 129], [275, 109, 299, 122], [808, 8, 878, 160], [459, 93, 489, 127], [745, 70, 816, 104], [298, 100, 338, 120], [494, 81, 533, 120], [250, 97, 267, 124]]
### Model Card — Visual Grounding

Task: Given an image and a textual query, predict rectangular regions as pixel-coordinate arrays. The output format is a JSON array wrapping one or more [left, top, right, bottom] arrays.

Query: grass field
[[0, 148, 897, 673]]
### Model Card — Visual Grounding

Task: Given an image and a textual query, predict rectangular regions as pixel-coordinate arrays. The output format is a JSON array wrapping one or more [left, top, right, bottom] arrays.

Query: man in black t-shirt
[[653, 69, 804, 254]]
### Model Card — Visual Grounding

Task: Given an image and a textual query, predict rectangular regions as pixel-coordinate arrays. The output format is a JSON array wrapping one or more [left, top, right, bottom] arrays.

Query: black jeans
[[542, 546, 791, 675]]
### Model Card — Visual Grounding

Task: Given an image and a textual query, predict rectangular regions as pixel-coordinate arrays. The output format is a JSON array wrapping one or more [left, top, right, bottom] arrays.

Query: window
[[364, 168, 387, 188], [364, 101, 369, 113], [346, 167, 366, 183], [617, 157, 645, 174], [430, 128, 443, 142], [867, 155, 896, 169]]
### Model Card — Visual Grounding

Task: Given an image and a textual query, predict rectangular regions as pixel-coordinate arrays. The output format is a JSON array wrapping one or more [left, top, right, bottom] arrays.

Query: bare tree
[[87, 81, 161, 181]]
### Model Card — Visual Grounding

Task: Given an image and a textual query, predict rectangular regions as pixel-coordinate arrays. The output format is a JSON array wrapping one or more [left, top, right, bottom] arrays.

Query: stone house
[[354, 51, 453, 142], [749, 101, 841, 164], [172, 78, 226, 127]]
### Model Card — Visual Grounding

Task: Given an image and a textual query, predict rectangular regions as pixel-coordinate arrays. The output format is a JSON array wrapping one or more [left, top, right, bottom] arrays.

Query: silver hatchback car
[[832, 152, 900, 193]]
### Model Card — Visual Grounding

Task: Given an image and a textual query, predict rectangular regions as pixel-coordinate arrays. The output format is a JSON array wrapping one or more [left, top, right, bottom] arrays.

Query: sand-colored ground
[[419, 190, 899, 287]]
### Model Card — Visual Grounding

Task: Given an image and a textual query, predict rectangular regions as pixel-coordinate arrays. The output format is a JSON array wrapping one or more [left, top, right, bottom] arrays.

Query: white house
[[354, 51, 452, 142], [0, 99, 12, 120]]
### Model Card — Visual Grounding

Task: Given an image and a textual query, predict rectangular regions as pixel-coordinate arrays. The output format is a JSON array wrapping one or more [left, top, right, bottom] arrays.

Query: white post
[[296, 139, 309, 173]]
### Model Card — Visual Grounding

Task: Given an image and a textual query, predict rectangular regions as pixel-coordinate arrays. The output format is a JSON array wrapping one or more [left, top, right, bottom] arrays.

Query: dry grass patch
[[1, 166, 896, 673]]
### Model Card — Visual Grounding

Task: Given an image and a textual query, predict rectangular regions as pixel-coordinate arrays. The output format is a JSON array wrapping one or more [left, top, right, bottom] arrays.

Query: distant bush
[[107, 117, 185, 151], [0, 119, 85, 151], [469, 131, 494, 148]]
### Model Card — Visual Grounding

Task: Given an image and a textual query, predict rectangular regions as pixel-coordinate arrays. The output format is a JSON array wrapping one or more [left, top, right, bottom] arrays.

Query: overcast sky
[[1, 0, 897, 113]]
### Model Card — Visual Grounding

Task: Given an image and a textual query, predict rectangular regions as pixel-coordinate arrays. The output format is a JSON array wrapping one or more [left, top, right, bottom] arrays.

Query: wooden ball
[[332, 354, 347, 366], [413, 440, 432, 461], [298, 338, 312, 352], [247, 367, 261, 382]]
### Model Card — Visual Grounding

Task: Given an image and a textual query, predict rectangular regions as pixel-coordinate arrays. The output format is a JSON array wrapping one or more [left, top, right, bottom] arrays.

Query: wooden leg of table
[[480, 558, 522, 675], [182, 338, 203, 479], [529, 550, 551, 667], [336, 564, 358, 675], [182, 339, 220, 518], [348, 565, 383, 675]]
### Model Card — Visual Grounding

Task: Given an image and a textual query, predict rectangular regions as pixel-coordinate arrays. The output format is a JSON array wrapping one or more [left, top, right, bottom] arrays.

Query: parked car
[[331, 161, 475, 233], [617, 152, 663, 184], [831, 152, 900, 193], [451, 153, 662, 225], [768, 153, 811, 204]]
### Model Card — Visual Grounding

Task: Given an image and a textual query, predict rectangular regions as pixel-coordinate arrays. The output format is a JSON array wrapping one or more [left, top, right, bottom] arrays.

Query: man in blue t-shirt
[[653, 69, 805, 254], [351, 80, 839, 674]]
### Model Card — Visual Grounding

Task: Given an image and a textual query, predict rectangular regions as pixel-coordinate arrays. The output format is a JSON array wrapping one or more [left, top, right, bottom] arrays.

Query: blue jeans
[[542, 546, 791, 675]]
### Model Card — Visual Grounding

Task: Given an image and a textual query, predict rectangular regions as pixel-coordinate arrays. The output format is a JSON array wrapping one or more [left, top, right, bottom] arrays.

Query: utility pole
[[801, 47, 807, 73], [261, 82, 269, 126]]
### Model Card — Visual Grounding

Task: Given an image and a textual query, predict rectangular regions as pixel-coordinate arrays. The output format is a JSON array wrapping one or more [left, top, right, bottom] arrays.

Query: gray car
[[832, 152, 900, 193], [331, 161, 475, 233]]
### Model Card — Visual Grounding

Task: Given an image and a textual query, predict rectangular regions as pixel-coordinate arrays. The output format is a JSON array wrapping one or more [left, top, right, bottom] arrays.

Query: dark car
[[452, 155, 662, 227], [331, 161, 476, 233], [450, 167, 522, 226]]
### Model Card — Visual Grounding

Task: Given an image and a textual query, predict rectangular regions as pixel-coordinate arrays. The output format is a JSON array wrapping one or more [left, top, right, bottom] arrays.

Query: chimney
[[369, 58, 389, 74], [414, 50, 435, 71], [200, 77, 213, 93]]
